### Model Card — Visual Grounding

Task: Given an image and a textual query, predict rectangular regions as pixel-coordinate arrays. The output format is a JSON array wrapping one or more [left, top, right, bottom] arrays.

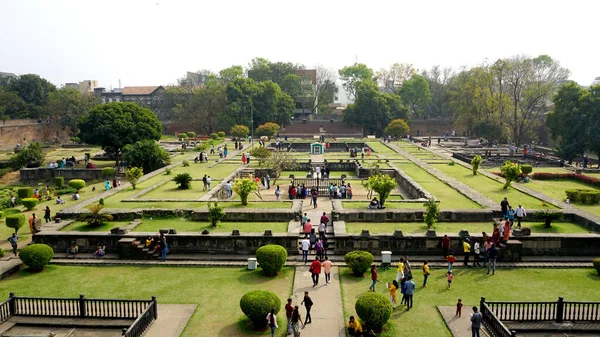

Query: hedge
[[532, 172, 600, 188], [68, 179, 86, 191], [217, 131, 225, 138], [21, 198, 39, 210], [19, 244, 54, 271], [101, 167, 116, 178], [5, 214, 26, 233], [521, 164, 533, 175], [210, 133, 219, 140], [565, 189, 600, 204], [239, 290, 281, 328], [355, 292, 393, 331], [593, 258, 600, 275], [54, 176, 65, 188], [17, 187, 33, 199], [344, 250, 374, 276], [256, 244, 288, 276]]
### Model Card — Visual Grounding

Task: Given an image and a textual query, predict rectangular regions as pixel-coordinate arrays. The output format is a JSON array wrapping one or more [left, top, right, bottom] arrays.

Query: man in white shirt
[[206, 176, 212, 191], [515, 205, 527, 228], [301, 235, 310, 263], [472, 240, 481, 267], [224, 181, 232, 198]]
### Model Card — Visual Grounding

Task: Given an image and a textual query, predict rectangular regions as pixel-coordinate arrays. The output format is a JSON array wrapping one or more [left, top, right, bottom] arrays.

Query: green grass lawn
[[133, 218, 289, 233], [342, 201, 423, 209], [60, 221, 131, 232], [396, 164, 482, 209], [0, 266, 294, 337], [434, 164, 556, 209], [522, 179, 600, 217], [340, 268, 600, 337], [344, 221, 591, 235]]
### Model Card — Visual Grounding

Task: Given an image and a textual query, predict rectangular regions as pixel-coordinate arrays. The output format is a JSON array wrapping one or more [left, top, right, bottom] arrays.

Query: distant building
[[593, 77, 600, 86], [65, 80, 98, 92], [94, 86, 170, 120], [0, 72, 17, 79]]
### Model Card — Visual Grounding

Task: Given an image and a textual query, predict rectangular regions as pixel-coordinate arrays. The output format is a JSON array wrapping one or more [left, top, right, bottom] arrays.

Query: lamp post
[[250, 100, 255, 146]]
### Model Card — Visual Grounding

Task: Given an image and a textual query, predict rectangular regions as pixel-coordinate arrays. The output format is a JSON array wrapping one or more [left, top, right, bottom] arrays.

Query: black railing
[[480, 299, 515, 337], [122, 297, 157, 337], [485, 300, 557, 321], [0, 298, 11, 323], [290, 178, 346, 196], [563, 301, 600, 321]]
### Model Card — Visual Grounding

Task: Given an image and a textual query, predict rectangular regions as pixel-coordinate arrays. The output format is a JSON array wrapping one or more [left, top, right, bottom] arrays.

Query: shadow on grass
[[237, 268, 293, 285], [585, 270, 600, 281]]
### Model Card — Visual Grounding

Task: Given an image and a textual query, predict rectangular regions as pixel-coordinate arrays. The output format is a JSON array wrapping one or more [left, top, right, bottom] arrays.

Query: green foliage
[[47, 87, 99, 136], [0, 168, 13, 178], [17, 187, 33, 199], [423, 197, 441, 229], [471, 155, 482, 175], [593, 258, 600, 276], [164, 168, 172, 175], [239, 290, 281, 328], [77, 102, 162, 165], [9, 142, 45, 169], [565, 189, 600, 204], [54, 176, 64, 188], [532, 208, 564, 228], [210, 133, 219, 140], [233, 178, 258, 206], [500, 161, 521, 189], [101, 167, 116, 178], [355, 292, 393, 331], [230, 125, 249, 138], [125, 167, 144, 190], [473, 119, 506, 143], [399, 74, 432, 118], [177, 133, 188, 139], [547, 82, 588, 162], [384, 119, 410, 138], [250, 147, 272, 167], [255, 122, 280, 137], [186, 132, 196, 138], [339, 63, 375, 100], [19, 244, 54, 271], [21, 198, 39, 211], [367, 173, 396, 206], [344, 251, 374, 276], [6, 74, 56, 107], [5, 214, 26, 234], [68, 179, 86, 191], [182, 160, 190, 167], [207, 202, 226, 227], [0, 248, 4, 258], [99, 198, 104, 205], [173, 173, 192, 189], [123, 139, 171, 174], [217, 131, 225, 138], [521, 164, 533, 175], [78, 203, 113, 227], [255, 244, 288, 276]]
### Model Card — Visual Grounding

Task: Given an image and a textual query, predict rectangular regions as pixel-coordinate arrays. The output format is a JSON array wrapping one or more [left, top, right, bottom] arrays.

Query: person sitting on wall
[[72, 192, 80, 201], [368, 197, 380, 209], [66, 242, 79, 258], [93, 243, 106, 258]]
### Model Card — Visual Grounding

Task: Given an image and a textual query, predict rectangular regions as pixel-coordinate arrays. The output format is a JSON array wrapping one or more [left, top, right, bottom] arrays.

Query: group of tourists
[[300, 212, 330, 263], [328, 182, 352, 199], [145, 233, 169, 262]]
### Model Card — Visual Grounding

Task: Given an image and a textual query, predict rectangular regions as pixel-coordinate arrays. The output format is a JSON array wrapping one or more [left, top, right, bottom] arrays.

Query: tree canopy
[[384, 119, 410, 138], [398, 74, 431, 118], [338, 63, 375, 100], [123, 139, 171, 174], [46, 87, 100, 136]]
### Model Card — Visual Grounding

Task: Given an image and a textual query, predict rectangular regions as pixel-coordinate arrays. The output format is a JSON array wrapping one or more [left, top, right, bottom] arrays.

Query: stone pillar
[[502, 240, 523, 262]]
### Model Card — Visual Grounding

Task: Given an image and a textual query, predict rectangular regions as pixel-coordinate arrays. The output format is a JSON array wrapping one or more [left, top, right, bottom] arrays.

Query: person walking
[[387, 280, 399, 309], [404, 276, 416, 311], [322, 256, 333, 284], [266, 308, 278, 337], [301, 235, 310, 263], [291, 306, 302, 337], [315, 239, 324, 261], [320, 212, 329, 226], [500, 197, 510, 218], [422, 261, 430, 287], [472, 239, 481, 267], [7, 233, 18, 256], [395, 257, 405, 282], [463, 238, 471, 267], [471, 306, 483, 337], [202, 175, 207, 191], [487, 243, 498, 275], [301, 292, 313, 327], [447, 271, 453, 289], [303, 217, 311, 235], [44, 206, 51, 223], [309, 256, 321, 286], [446, 250, 455, 272], [275, 185, 281, 201], [318, 221, 326, 240], [442, 234, 450, 257], [311, 188, 318, 208], [285, 298, 294, 335], [483, 238, 492, 267], [266, 174, 270, 189], [515, 204, 527, 228], [159, 234, 168, 262], [206, 176, 212, 191], [369, 265, 379, 292]]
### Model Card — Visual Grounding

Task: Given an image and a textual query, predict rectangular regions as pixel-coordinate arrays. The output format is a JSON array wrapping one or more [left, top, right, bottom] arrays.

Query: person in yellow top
[[387, 280, 399, 309], [348, 316, 363, 337], [395, 257, 405, 282], [422, 261, 430, 287], [463, 238, 471, 267]]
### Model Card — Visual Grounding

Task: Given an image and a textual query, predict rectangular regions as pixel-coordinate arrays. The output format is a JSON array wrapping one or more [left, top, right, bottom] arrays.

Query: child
[[422, 261, 430, 287], [456, 299, 463, 317], [447, 271, 453, 289], [387, 280, 399, 309]]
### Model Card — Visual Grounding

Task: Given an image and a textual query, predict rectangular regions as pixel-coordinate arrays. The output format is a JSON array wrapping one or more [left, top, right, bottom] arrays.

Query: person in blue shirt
[[507, 206, 516, 227], [404, 276, 416, 311], [7, 233, 18, 255]]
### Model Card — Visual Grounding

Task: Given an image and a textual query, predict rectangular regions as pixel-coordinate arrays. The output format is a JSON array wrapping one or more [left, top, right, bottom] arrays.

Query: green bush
[[593, 258, 600, 275], [471, 155, 482, 175], [19, 244, 54, 271], [101, 167, 116, 178], [182, 160, 190, 167], [177, 133, 188, 139], [17, 187, 33, 199], [239, 290, 281, 328], [344, 251, 374, 276], [5, 214, 26, 234], [54, 176, 65, 188], [0, 248, 5, 258], [173, 173, 192, 189], [21, 198, 39, 211], [217, 131, 225, 138], [565, 189, 600, 204], [210, 133, 219, 140], [521, 164, 533, 175], [164, 168, 172, 175], [207, 202, 225, 227], [233, 178, 258, 206], [68, 179, 86, 191], [57, 187, 76, 195], [186, 132, 196, 138], [355, 292, 393, 331], [424, 197, 441, 228], [256, 245, 288, 276]]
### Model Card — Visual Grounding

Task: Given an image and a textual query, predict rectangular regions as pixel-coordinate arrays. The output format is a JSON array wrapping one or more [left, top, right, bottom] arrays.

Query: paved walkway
[[144, 304, 197, 337], [438, 305, 490, 337], [292, 266, 345, 337]]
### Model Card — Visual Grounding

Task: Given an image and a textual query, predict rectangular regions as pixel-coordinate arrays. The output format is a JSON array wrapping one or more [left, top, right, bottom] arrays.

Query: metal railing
[[122, 297, 157, 337], [480, 298, 516, 337]]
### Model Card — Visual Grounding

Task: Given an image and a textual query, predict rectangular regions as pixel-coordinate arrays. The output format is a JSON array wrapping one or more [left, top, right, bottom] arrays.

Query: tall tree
[[398, 74, 431, 118], [422, 66, 454, 117], [376, 63, 415, 93], [7, 74, 56, 107], [586, 85, 600, 161], [310, 65, 338, 114], [219, 65, 245, 84], [338, 63, 374, 101], [77, 102, 162, 165], [0, 91, 29, 119], [46, 87, 100, 136], [172, 79, 226, 135]]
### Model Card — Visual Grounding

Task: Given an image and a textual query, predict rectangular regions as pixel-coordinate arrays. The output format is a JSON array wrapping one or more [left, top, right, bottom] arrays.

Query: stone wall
[[335, 209, 494, 222], [0, 122, 70, 150], [409, 118, 465, 137], [20, 167, 106, 183]]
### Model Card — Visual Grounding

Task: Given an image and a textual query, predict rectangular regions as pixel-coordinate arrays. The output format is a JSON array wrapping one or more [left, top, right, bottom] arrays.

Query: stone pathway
[[292, 266, 345, 337], [438, 305, 490, 337], [144, 304, 197, 337]]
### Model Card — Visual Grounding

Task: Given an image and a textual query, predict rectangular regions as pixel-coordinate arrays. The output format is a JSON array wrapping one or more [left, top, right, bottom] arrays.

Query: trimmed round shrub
[[217, 131, 225, 138], [5, 214, 26, 234], [17, 187, 33, 199], [54, 176, 65, 188], [593, 258, 600, 275], [239, 290, 281, 328], [177, 133, 188, 139], [68, 179, 86, 191], [0, 248, 5, 258], [210, 133, 219, 140], [521, 164, 533, 175], [21, 198, 39, 211], [355, 292, 393, 331], [186, 132, 196, 138], [19, 244, 54, 271], [256, 244, 288, 276], [101, 167, 116, 178], [344, 250, 374, 276]]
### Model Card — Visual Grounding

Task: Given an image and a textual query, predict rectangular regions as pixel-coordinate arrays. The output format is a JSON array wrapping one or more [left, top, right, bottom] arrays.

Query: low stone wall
[[335, 209, 494, 222], [20, 167, 107, 183]]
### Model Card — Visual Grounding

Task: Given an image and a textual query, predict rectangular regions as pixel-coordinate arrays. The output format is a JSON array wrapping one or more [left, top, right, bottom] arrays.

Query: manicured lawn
[[0, 266, 294, 337], [344, 221, 591, 235], [60, 221, 131, 232], [434, 164, 556, 209], [396, 164, 482, 209], [132, 218, 288, 233], [340, 268, 600, 337], [342, 201, 422, 209], [523, 179, 600, 216], [141, 180, 209, 200]]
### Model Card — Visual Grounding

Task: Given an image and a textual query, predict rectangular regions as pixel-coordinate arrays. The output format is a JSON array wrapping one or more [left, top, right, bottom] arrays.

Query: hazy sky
[[1, 0, 598, 89]]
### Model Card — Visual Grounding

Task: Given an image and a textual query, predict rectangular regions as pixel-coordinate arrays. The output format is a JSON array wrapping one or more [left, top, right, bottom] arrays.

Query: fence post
[[556, 297, 564, 323], [122, 327, 127, 336], [79, 294, 86, 318], [511, 330, 517, 337], [8, 293, 15, 315], [480, 297, 486, 314], [152, 296, 158, 320]]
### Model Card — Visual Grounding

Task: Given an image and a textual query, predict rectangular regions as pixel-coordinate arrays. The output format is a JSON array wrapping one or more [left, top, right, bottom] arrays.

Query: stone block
[[360, 230, 370, 237], [201, 229, 209, 235], [264, 229, 273, 236], [426, 229, 436, 237], [393, 230, 403, 237], [231, 229, 240, 236], [521, 227, 531, 236], [54, 218, 61, 223], [159, 229, 169, 234], [168, 229, 177, 234]]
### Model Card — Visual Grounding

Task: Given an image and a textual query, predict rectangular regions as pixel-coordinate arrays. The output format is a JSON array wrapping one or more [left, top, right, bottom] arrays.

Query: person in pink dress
[[303, 219, 312, 234], [322, 256, 333, 284]]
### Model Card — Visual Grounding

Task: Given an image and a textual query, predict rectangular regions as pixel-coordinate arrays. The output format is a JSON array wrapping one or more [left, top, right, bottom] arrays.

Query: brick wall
[[0, 123, 70, 150]]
